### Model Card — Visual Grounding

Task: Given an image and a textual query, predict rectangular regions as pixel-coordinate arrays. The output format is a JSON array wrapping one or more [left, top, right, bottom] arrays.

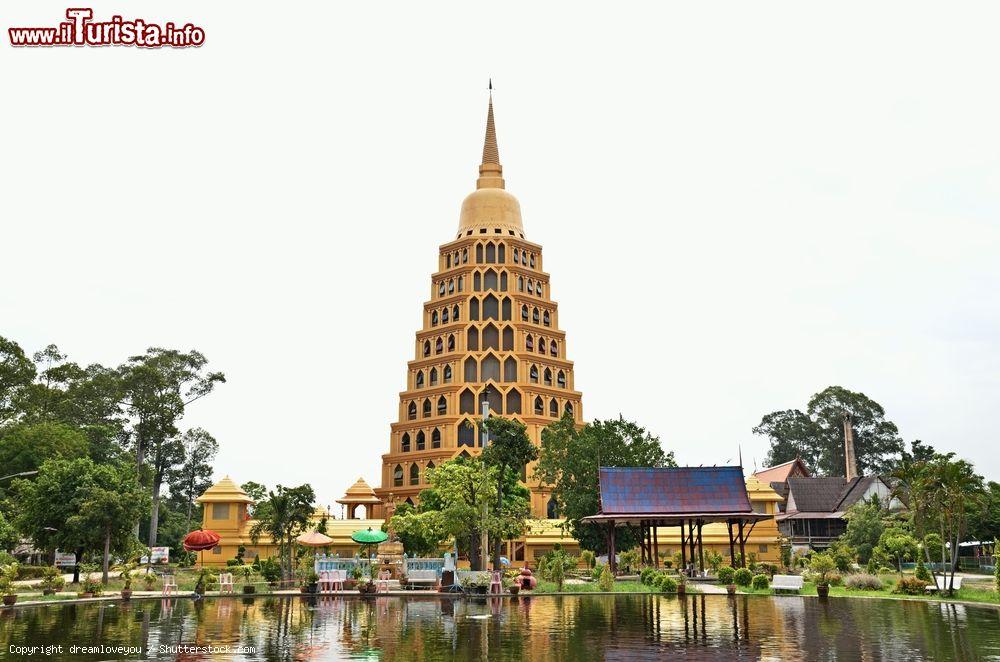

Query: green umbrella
[[352, 527, 389, 581], [351, 527, 389, 545]]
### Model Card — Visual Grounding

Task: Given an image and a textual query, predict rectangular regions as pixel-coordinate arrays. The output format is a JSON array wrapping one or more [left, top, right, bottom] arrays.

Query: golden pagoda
[[373, 93, 583, 520], [336, 477, 384, 519]]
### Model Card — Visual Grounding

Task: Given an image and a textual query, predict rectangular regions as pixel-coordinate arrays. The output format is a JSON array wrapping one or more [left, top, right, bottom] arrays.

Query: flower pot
[[676, 583, 686, 596], [2, 595, 16, 607], [79, 592, 94, 599], [243, 585, 256, 594], [43, 589, 56, 596], [509, 585, 520, 596], [816, 584, 830, 598], [726, 584, 736, 595], [120, 589, 132, 600]]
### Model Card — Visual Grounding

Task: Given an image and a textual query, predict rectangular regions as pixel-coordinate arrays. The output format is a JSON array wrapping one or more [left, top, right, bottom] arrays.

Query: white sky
[[2, 2, 998, 510]]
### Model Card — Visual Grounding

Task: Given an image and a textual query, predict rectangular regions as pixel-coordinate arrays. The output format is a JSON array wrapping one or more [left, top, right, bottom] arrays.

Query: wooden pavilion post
[[727, 520, 736, 567], [608, 520, 617, 574], [653, 522, 659, 569], [680, 520, 687, 570], [737, 519, 747, 568], [697, 521, 705, 573], [643, 521, 650, 565], [688, 520, 697, 571]]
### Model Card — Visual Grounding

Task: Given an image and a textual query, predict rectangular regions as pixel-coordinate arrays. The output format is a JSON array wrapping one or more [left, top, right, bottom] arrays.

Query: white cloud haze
[[2, 1, 998, 509]]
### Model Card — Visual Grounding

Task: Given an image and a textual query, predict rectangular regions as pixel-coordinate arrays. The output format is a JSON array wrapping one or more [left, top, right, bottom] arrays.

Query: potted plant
[[0, 563, 18, 607], [40, 566, 65, 596], [346, 564, 362, 591], [78, 563, 101, 598], [676, 575, 687, 596], [810, 552, 836, 598], [194, 568, 217, 596], [118, 562, 137, 600], [240, 565, 257, 594], [142, 573, 158, 592], [301, 571, 319, 594]]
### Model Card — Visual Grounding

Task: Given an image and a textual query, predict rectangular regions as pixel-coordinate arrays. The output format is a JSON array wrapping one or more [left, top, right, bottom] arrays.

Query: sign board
[[140, 546, 170, 564], [54, 551, 77, 567]]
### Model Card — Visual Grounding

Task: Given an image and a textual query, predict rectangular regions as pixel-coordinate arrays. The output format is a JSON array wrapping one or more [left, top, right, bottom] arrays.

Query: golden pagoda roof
[[195, 476, 254, 504], [745, 474, 785, 502], [336, 477, 383, 505], [459, 91, 523, 236]]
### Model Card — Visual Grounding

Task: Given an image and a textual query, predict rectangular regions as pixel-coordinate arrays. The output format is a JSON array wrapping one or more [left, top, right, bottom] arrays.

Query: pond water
[[2, 594, 999, 661]]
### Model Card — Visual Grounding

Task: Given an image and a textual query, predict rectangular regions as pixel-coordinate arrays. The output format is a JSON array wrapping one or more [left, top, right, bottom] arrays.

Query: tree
[[0, 511, 17, 552], [249, 484, 315, 580], [13, 458, 149, 583], [389, 501, 447, 557], [482, 416, 538, 570], [167, 428, 218, 533], [754, 386, 904, 476], [876, 526, 918, 575], [968, 481, 1000, 543], [118, 348, 225, 546], [0, 422, 89, 477], [535, 414, 675, 554], [241, 481, 268, 517], [841, 495, 886, 563], [66, 462, 148, 583], [0, 336, 35, 426], [423, 456, 529, 569]]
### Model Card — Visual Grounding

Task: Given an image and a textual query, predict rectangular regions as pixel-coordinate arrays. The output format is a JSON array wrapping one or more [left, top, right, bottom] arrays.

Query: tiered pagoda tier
[[374, 95, 583, 518]]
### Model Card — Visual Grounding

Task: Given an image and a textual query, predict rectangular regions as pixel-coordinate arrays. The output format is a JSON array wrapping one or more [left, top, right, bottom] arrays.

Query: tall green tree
[[67, 462, 148, 583], [841, 495, 887, 563], [388, 499, 447, 557], [968, 481, 1000, 544], [118, 348, 225, 546], [0, 422, 89, 477], [167, 428, 219, 534], [754, 386, 904, 476], [0, 336, 35, 426], [482, 416, 538, 570], [535, 414, 675, 554], [249, 484, 315, 580], [13, 458, 149, 583]]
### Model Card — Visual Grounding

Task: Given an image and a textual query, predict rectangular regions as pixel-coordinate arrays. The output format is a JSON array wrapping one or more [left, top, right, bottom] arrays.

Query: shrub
[[597, 563, 615, 591], [581, 550, 595, 570], [591, 564, 606, 581], [844, 573, 883, 591], [142, 573, 158, 590], [619, 549, 640, 574], [40, 566, 65, 592], [915, 557, 931, 582], [550, 555, 565, 592], [809, 552, 837, 586], [751, 574, 769, 590], [640, 567, 655, 585], [15, 565, 49, 580], [733, 568, 753, 587], [827, 572, 843, 587], [893, 576, 927, 595], [866, 557, 878, 575], [758, 563, 778, 578], [706, 551, 724, 573], [717, 566, 736, 584], [659, 575, 678, 593], [258, 557, 281, 583]]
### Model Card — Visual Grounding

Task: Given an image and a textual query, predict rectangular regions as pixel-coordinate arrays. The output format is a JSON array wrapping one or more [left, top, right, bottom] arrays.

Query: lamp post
[[0, 470, 38, 482]]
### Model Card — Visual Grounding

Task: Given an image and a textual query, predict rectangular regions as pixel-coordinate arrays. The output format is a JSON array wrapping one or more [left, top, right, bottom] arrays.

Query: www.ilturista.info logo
[[9, 8, 204, 48]]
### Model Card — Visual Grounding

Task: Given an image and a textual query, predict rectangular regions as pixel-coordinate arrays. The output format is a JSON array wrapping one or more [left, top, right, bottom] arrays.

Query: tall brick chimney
[[842, 412, 858, 480]]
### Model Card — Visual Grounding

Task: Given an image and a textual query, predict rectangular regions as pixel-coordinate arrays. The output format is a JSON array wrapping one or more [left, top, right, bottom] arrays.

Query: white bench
[[406, 569, 440, 589], [770, 575, 804, 593], [927, 575, 962, 592]]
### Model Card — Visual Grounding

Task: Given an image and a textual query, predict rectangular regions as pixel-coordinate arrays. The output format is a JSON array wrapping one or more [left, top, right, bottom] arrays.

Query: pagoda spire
[[476, 82, 505, 190]]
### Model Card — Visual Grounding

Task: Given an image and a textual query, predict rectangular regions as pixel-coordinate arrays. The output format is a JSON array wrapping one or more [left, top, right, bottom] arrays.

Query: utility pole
[[480, 389, 491, 571]]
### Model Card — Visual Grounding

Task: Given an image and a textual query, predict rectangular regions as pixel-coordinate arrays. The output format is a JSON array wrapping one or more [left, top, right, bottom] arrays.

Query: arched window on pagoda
[[407, 402, 417, 420], [485, 242, 496, 263], [409, 464, 420, 485], [401, 433, 411, 453], [429, 368, 438, 386], [393, 465, 403, 487], [437, 396, 447, 415], [506, 388, 522, 415], [549, 399, 558, 417], [557, 370, 566, 388], [504, 357, 517, 382], [547, 497, 559, 519], [431, 428, 441, 448], [529, 365, 539, 383], [544, 368, 552, 386], [416, 431, 426, 450], [422, 341, 431, 357], [443, 365, 453, 382], [534, 396, 544, 415], [550, 340, 558, 357]]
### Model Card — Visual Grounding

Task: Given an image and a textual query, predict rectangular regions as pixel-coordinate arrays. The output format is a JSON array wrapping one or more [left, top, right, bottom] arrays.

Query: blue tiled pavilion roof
[[598, 467, 752, 515]]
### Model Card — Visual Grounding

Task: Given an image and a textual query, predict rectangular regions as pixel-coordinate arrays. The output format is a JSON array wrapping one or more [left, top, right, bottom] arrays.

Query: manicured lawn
[[739, 575, 1000, 606], [533, 580, 656, 594]]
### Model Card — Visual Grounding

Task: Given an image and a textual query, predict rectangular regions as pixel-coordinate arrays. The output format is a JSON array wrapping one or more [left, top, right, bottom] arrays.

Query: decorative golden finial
[[477, 81, 504, 189]]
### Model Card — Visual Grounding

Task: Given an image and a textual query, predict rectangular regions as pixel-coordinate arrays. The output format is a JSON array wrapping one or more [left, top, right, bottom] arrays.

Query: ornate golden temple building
[[372, 95, 582, 520], [195, 94, 784, 568]]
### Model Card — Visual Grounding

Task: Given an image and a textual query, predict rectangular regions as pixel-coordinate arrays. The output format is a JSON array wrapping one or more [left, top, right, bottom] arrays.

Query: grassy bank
[[738, 575, 1000, 606]]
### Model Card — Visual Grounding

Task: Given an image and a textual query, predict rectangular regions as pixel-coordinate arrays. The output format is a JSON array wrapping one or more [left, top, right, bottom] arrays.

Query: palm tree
[[250, 484, 315, 581]]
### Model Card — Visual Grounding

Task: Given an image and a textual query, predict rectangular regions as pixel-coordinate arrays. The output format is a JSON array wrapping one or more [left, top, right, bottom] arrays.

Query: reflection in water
[[2, 594, 999, 661]]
